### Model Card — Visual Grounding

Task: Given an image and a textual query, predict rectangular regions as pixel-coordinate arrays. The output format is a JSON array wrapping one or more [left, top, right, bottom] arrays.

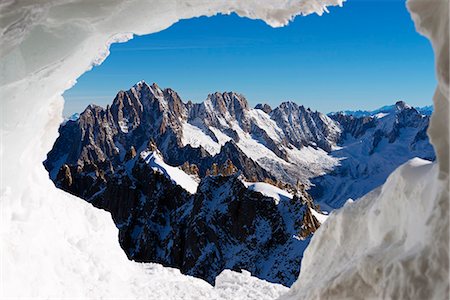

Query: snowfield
[[141, 149, 199, 194], [1, 0, 448, 299]]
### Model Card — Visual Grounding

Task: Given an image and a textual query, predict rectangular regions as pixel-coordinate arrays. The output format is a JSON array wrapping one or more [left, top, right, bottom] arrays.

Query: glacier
[[0, 0, 448, 299]]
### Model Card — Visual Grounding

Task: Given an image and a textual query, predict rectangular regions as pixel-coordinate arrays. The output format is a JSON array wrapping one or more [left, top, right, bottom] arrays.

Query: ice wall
[[0, 0, 342, 298], [409, 0, 449, 177]]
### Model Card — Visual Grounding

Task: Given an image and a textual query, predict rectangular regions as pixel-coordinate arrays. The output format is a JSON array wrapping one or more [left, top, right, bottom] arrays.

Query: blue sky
[[63, 0, 436, 116]]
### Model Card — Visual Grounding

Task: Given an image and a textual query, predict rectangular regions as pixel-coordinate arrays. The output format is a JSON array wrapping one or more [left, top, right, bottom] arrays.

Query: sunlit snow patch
[[181, 121, 225, 155], [140, 150, 198, 194], [309, 207, 328, 223], [243, 181, 292, 204]]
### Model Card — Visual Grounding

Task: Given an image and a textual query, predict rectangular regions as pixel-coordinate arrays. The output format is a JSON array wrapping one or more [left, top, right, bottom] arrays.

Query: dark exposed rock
[[56, 164, 72, 189], [255, 103, 272, 114], [207, 141, 274, 181], [87, 162, 318, 286], [330, 113, 376, 139], [124, 146, 137, 161], [270, 102, 341, 152]]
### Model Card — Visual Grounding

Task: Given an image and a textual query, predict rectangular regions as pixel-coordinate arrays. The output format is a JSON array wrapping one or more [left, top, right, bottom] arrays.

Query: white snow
[[243, 181, 293, 204], [281, 158, 449, 299], [215, 270, 288, 300], [118, 118, 130, 133], [233, 122, 287, 164], [248, 109, 285, 143], [209, 126, 233, 145], [374, 112, 389, 119], [243, 181, 329, 225], [140, 149, 198, 194], [309, 207, 328, 223], [181, 121, 224, 155], [1, 0, 448, 298]]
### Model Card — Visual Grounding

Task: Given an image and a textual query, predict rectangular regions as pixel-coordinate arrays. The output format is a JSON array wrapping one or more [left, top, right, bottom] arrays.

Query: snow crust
[[140, 149, 199, 194], [309, 207, 328, 224], [0, 0, 344, 298]]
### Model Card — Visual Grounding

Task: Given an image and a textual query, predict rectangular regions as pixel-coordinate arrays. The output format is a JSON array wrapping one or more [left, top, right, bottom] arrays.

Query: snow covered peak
[[329, 100, 423, 118], [394, 100, 411, 111], [134, 79, 146, 87], [206, 91, 250, 116], [270, 101, 341, 151], [62, 112, 80, 125]]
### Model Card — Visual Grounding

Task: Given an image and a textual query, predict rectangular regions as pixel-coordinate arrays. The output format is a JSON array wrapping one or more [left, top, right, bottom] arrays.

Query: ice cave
[[1, 0, 448, 299]]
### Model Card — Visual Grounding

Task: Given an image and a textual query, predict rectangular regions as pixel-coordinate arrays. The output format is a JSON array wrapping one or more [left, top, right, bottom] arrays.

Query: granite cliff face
[[44, 82, 434, 286]]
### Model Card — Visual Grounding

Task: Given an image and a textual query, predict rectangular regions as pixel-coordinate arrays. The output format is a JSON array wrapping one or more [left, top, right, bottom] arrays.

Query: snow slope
[[243, 181, 292, 204], [242, 180, 329, 224], [312, 105, 435, 209], [281, 158, 449, 299], [140, 149, 199, 194]]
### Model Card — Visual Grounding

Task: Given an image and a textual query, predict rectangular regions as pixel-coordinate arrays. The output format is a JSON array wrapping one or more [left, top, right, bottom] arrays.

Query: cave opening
[[43, 1, 436, 289]]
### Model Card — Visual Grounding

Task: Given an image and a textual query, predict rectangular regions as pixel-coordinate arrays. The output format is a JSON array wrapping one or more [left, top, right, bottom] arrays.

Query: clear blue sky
[[63, 0, 436, 116]]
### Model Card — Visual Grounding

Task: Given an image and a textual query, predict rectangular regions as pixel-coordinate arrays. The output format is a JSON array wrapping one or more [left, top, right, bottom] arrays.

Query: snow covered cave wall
[[0, 0, 448, 299]]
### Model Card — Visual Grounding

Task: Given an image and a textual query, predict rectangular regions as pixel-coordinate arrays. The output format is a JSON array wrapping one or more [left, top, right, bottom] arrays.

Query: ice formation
[[0, 0, 448, 299]]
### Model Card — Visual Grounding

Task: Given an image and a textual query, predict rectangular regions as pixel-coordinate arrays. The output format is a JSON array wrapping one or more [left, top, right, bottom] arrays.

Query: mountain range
[[45, 81, 435, 286]]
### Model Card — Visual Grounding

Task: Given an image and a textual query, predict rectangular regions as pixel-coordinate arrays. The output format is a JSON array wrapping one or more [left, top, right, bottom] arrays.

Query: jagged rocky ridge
[[45, 81, 434, 286], [311, 101, 435, 209], [52, 144, 320, 286]]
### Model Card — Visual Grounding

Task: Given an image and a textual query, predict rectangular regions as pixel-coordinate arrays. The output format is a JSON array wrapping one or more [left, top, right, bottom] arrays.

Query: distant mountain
[[45, 81, 435, 286], [329, 102, 433, 118], [313, 101, 435, 209], [416, 105, 433, 116]]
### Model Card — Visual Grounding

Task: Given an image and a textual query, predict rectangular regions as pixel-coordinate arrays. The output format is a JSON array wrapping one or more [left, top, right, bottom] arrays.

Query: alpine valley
[[45, 81, 435, 286]]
